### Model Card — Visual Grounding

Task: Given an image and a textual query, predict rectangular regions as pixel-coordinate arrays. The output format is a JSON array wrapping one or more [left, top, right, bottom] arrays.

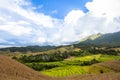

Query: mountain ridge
[[79, 31, 120, 47]]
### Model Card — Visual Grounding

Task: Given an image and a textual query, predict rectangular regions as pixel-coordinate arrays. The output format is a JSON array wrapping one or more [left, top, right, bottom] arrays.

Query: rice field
[[99, 55, 120, 62], [41, 65, 114, 77], [22, 54, 120, 77], [41, 54, 120, 77], [41, 66, 86, 77], [70, 54, 101, 61]]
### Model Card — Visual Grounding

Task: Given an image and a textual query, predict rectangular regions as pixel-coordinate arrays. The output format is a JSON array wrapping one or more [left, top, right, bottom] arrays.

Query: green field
[[41, 66, 86, 77], [70, 54, 101, 61], [40, 54, 120, 77], [24, 54, 120, 77], [41, 65, 114, 77], [99, 55, 120, 62]]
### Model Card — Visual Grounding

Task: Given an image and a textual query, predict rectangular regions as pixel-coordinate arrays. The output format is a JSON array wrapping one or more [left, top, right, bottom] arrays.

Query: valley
[[0, 31, 120, 80]]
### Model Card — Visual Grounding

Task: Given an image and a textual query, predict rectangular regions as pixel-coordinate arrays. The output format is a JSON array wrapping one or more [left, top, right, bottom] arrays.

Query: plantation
[[41, 65, 114, 77], [41, 66, 86, 77], [99, 55, 120, 62], [8, 45, 120, 78], [17, 54, 120, 77], [70, 54, 101, 61]]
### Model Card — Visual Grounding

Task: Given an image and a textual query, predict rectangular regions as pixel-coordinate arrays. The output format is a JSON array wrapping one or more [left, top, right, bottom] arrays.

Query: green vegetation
[[18, 54, 120, 77], [41, 65, 114, 77], [25, 62, 66, 71], [41, 66, 86, 77], [79, 31, 120, 47], [71, 54, 101, 61], [7, 44, 120, 78], [99, 55, 120, 62], [0, 46, 56, 52]]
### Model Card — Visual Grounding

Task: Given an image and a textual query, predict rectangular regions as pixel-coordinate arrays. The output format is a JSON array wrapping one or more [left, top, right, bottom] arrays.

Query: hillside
[[81, 33, 103, 42], [79, 31, 120, 47], [0, 46, 56, 52], [63, 73, 120, 80], [0, 54, 53, 80], [97, 60, 120, 72]]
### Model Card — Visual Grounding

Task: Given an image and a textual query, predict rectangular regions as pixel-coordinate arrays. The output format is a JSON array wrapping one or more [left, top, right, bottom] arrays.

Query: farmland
[[2, 45, 120, 78], [19, 54, 120, 77]]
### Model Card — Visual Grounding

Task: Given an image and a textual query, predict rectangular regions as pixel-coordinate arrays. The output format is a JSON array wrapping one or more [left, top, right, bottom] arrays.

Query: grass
[[41, 65, 114, 77], [20, 54, 120, 78], [40, 54, 120, 77], [99, 55, 120, 62], [85, 65, 115, 74], [68, 54, 120, 62], [70, 54, 101, 61], [0, 54, 51, 80], [41, 66, 86, 77]]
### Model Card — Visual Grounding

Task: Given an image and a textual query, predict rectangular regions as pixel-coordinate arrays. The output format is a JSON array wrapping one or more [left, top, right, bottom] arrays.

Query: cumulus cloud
[[61, 0, 120, 41], [86, 0, 120, 19], [0, 0, 120, 46]]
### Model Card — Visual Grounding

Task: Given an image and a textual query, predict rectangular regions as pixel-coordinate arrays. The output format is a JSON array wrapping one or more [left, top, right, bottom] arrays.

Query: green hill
[[0, 46, 56, 52], [79, 31, 120, 47]]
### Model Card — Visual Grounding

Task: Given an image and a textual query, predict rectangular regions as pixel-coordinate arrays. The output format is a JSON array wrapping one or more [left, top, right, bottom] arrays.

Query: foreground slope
[[0, 54, 52, 80], [63, 73, 120, 80]]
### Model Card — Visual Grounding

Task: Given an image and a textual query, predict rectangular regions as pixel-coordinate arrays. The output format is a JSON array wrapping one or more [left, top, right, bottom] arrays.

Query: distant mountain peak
[[81, 33, 103, 42], [79, 31, 120, 47]]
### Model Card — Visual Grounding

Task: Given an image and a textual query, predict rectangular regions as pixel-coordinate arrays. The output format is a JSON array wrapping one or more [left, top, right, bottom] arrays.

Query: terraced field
[[42, 66, 86, 77], [70, 54, 101, 61], [70, 54, 120, 62], [99, 55, 120, 62], [22, 54, 120, 77], [41, 65, 114, 77]]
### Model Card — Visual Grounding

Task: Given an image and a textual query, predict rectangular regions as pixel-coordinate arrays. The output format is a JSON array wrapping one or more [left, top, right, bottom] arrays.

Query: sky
[[0, 0, 120, 47]]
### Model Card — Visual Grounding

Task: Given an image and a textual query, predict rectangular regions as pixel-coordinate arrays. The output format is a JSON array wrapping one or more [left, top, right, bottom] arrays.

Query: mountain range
[[0, 31, 120, 52]]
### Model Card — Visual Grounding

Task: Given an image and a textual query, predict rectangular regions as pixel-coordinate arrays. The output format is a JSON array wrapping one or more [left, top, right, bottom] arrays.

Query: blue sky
[[31, 0, 92, 18], [0, 0, 120, 47]]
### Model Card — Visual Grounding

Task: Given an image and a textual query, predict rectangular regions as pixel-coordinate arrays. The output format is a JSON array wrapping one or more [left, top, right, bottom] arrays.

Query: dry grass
[[97, 60, 120, 72], [62, 73, 120, 80], [0, 54, 54, 80]]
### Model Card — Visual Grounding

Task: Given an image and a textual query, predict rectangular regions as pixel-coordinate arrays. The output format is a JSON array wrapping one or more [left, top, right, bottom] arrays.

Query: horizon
[[0, 0, 120, 47]]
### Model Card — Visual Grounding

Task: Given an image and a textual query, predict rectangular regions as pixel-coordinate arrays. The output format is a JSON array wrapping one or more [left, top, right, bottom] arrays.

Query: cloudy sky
[[0, 0, 120, 47]]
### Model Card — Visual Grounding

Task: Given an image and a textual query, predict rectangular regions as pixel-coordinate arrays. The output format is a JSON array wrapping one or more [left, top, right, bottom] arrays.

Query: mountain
[[0, 54, 53, 80], [79, 31, 120, 47], [81, 33, 103, 42], [0, 45, 56, 52]]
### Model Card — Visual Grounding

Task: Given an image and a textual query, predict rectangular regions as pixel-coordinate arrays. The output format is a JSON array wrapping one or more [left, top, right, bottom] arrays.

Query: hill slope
[[97, 60, 120, 72], [79, 31, 120, 47], [0, 54, 53, 80]]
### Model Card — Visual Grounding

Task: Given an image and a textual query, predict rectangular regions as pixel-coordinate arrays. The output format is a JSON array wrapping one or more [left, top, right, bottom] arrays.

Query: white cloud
[[86, 0, 120, 19], [0, 0, 120, 46], [0, 24, 32, 36], [64, 10, 85, 25], [37, 37, 46, 43], [59, 0, 120, 42]]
